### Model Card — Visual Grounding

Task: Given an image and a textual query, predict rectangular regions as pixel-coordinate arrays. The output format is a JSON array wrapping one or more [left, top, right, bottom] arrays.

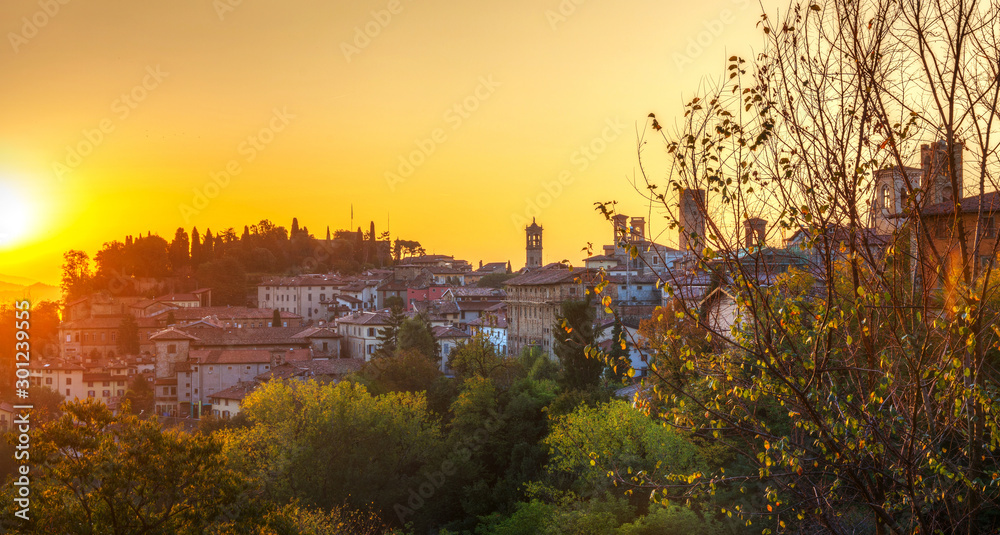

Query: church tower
[[526, 218, 543, 269]]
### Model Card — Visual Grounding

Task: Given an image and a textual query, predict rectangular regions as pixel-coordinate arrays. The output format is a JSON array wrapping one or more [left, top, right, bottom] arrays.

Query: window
[[88, 391, 95, 398], [102, 390, 110, 397], [117, 390, 124, 397], [984, 216, 997, 238], [87, 382, 93, 387], [111, 332, 116, 342], [66, 378, 71, 385], [66, 389, 70, 396], [367, 328, 375, 337], [167, 344, 177, 354], [936, 219, 949, 238], [102, 381, 110, 387], [45, 378, 52, 385]]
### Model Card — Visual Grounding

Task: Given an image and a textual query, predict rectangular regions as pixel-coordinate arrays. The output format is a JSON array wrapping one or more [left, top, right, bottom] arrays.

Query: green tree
[[219, 380, 444, 529], [121, 374, 155, 416], [169, 227, 190, 274], [447, 332, 512, 382], [375, 302, 406, 358], [197, 257, 247, 306], [0, 399, 247, 535], [611, 0, 1000, 531], [60, 250, 93, 302], [553, 297, 602, 391], [117, 313, 141, 356], [397, 315, 438, 359]]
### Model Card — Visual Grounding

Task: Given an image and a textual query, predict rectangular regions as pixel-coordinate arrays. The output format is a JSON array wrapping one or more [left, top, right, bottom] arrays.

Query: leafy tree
[[447, 332, 512, 383], [0, 399, 247, 534], [117, 313, 140, 355], [544, 400, 703, 505], [359, 348, 444, 395], [271, 309, 282, 328], [606, 0, 1000, 531], [121, 374, 155, 416], [397, 315, 438, 359], [60, 250, 93, 302], [219, 380, 445, 530], [197, 257, 247, 306], [603, 316, 631, 383], [553, 297, 602, 391], [166, 310, 176, 325]]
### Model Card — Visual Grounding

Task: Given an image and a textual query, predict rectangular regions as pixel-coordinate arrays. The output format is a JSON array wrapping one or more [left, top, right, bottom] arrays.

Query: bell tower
[[526, 218, 543, 269]]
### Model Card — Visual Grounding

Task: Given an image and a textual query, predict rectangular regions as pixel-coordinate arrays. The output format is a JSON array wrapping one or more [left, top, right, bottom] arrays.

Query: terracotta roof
[[60, 316, 159, 329], [176, 326, 311, 347], [154, 293, 201, 303], [336, 311, 391, 326], [476, 262, 508, 273], [189, 348, 311, 364], [152, 307, 301, 322], [920, 191, 1000, 216], [29, 359, 85, 371], [505, 266, 597, 286], [254, 359, 363, 381], [448, 287, 506, 298], [149, 327, 200, 341], [208, 382, 257, 401], [457, 300, 505, 312], [432, 325, 471, 339], [378, 280, 410, 292], [292, 326, 342, 339]]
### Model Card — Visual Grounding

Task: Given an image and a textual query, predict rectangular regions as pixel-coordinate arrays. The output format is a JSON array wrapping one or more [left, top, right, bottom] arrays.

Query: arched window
[[881, 185, 891, 211]]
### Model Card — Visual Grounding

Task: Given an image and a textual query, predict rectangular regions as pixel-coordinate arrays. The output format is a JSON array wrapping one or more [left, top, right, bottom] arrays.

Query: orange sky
[[0, 0, 773, 285]]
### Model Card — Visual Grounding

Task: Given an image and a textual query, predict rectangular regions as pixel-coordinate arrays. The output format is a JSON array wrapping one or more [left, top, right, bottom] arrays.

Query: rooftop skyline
[[0, 0, 773, 285]]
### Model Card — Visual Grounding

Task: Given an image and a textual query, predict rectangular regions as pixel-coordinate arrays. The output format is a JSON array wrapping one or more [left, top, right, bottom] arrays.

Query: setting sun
[[0, 180, 34, 250]]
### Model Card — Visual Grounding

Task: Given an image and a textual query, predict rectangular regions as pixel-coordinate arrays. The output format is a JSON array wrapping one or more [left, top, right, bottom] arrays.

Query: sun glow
[[0, 180, 35, 250]]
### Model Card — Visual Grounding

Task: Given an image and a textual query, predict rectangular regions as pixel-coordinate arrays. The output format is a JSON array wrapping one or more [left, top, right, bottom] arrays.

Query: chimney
[[678, 188, 706, 253], [270, 349, 285, 368], [744, 218, 766, 248]]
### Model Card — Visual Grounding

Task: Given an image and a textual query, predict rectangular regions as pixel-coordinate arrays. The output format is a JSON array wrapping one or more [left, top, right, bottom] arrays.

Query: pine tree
[[190, 227, 202, 266], [375, 304, 406, 358], [271, 309, 282, 328], [117, 314, 141, 356]]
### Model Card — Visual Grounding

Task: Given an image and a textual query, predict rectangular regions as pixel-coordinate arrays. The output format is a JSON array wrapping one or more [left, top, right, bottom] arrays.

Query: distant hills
[[0, 274, 61, 304]]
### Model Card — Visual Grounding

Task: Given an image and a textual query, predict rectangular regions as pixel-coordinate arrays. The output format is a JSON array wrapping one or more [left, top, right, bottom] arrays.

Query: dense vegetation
[[60, 218, 422, 305]]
